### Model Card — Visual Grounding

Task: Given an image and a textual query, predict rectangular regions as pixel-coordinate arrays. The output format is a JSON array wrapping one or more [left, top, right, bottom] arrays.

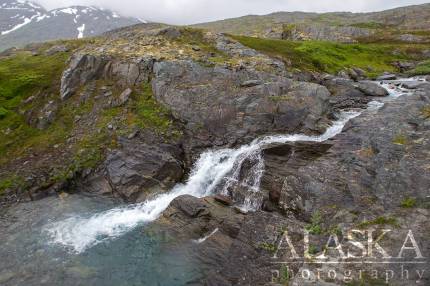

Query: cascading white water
[[46, 82, 405, 254]]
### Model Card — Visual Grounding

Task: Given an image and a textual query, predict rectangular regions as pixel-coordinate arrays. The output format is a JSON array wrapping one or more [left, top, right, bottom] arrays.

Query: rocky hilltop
[[195, 3, 430, 43], [0, 22, 429, 285]]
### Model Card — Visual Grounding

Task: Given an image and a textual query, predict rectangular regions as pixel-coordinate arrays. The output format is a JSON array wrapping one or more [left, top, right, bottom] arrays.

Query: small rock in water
[[214, 194, 233, 206]]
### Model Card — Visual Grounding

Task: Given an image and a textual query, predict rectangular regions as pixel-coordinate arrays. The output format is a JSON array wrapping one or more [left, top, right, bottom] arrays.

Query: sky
[[33, 0, 430, 25]]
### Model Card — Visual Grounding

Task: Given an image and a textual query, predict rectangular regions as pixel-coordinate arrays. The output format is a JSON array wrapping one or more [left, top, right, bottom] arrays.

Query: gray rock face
[[152, 60, 331, 157], [282, 23, 373, 43], [84, 138, 184, 202], [60, 54, 155, 100], [0, 2, 142, 51], [154, 85, 430, 285]]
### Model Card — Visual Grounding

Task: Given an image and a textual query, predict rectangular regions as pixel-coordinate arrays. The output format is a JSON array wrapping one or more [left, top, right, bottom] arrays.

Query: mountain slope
[[0, 0, 142, 51], [195, 3, 430, 43]]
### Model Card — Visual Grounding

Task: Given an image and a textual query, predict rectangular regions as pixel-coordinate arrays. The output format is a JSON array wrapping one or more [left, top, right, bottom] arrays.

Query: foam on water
[[45, 81, 405, 253]]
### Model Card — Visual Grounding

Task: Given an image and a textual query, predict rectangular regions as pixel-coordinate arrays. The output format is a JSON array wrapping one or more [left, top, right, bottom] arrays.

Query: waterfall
[[45, 82, 405, 254]]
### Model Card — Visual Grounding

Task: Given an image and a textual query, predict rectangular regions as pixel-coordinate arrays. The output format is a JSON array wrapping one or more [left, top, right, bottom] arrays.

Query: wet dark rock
[[171, 195, 209, 218], [83, 138, 184, 202], [214, 194, 233, 206]]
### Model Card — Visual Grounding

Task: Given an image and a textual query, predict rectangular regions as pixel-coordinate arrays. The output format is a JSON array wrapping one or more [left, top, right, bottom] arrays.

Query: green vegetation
[[280, 265, 290, 285], [132, 84, 173, 131], [393, 134, 408, 145], [0, 50, 72, 163], [407, 60, 430, 76], [305, 212, 323, 235], [231, 35, 430, 77], [358, 216, 399, 229], [0, 175, 25, 196], [350, 22, 386, 29], [401, 197, 417, 208], [259, 242, 277, 253], [308, 244, 319, 255], [422, 106, 430, 119]]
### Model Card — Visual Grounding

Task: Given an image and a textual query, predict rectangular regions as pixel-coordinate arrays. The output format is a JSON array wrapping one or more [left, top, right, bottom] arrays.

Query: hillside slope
[[195, 3, 430, 43]]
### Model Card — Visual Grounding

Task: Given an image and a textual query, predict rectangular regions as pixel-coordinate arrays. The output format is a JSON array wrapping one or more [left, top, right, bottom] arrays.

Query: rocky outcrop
[[282, 24, 373, 43], [60, 54, 155, 100], [83, 137, 184, 202], [156, 195, 305, 286], [152, 60, 332, 158], [154, 84, 430, 285]]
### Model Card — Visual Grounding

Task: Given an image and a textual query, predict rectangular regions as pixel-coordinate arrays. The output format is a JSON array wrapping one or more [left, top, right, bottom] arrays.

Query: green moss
[[305, 212, 323, 235], [401, 197, 417, 208], [259, 242, 277, 253], [308, 244, 319, 255], [407, 60, 430, 76], [231, 35, 429, 77], [0, 51, 72, 162], [0, 175, 25, 196], [280, 265, 290, 285], [393, 134, 408, 145], [132, 84, 173, 131], [358, 216, 399, 229], [422, 106, 430, 119]]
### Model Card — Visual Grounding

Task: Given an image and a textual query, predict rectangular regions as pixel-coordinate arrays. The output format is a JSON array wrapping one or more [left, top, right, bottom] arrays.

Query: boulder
[[171, 195, 209, 218], [401, 81, 430, 90], [376, 74, 397, 81], [84, 138, 184, 202], [322, 78, 365, 97], [354, 80, 389, 97]]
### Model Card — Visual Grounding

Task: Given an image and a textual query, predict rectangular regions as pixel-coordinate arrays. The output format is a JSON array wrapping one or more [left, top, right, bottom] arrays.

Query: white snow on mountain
[[1, 0, 143, 39]]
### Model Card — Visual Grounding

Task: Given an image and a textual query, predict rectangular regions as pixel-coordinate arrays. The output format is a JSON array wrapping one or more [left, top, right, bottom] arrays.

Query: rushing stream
[[0, 80, 414, 285]]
